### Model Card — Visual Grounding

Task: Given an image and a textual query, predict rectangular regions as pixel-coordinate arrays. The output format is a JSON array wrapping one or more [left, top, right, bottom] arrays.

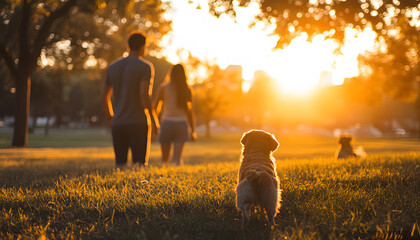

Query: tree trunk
[[45, 114, 50, 136], [12, 74, 31, 147], [418, 118, 420, 139], [29, 115, 37, 134], [205, 119, 211, 138]]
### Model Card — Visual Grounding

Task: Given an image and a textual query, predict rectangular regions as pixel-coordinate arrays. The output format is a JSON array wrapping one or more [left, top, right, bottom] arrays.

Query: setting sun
[[159, 0, 378, 94], [2, 0, 420, 238]]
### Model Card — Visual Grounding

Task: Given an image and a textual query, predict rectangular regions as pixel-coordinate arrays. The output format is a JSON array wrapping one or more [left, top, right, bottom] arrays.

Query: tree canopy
[[0, 0, 171, 73], [0, 0, 171, 146], [209, 0, 419, 103], [208, 0, 419, 45]]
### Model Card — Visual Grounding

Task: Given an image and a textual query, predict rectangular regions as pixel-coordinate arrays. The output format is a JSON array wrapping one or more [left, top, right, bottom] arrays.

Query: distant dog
[[236, 130, 281, 225], [337, 135, 366, 159]]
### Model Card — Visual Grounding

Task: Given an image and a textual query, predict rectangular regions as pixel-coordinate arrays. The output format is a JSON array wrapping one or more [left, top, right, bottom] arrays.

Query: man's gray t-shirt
[[105, 56, 154, 126]]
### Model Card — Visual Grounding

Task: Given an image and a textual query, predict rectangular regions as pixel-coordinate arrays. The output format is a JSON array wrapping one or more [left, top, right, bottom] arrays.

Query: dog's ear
[[268, 134, 279, 152], [339, 136, 352, 144], [241, 132, 249, 146]]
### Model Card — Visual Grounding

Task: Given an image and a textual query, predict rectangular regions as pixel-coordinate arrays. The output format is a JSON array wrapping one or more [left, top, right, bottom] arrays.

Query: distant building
[[319, 71, 333, 87], [220, 65, 243, 93]]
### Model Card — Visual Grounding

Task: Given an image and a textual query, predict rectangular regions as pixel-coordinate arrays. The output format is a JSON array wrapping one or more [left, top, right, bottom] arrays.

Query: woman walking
[[153, 64, 197, 166]]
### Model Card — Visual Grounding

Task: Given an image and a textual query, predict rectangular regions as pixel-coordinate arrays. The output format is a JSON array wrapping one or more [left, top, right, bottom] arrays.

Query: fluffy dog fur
[[337, 135, 357, 159], [236, 130, 281, 225], [337, 135, 366, 159]]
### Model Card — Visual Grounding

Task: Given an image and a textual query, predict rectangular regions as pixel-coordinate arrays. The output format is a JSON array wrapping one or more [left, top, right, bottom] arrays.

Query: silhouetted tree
[[30, 71, 51, 133], [194, 82, 224, 138], [0, 64, 14, 120], [415, 87, 420, 138], [246, 71, 277, 128], [193, 66, 221, 137], [178, 57, 227, 137], [208, 0, 419, 44], [210, 0, 419, 100], [0, 0, 171, 147], [359, 17, 419, 103]]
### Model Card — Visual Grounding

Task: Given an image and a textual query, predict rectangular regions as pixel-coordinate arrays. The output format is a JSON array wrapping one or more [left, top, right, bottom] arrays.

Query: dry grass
[[0, 131, 420, 239]]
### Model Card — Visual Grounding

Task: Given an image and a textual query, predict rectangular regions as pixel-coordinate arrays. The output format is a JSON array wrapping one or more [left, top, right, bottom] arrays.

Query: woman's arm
[[140, 81, 159, 134], [186, 89, 197, 141], [153, 85, 164, 115]]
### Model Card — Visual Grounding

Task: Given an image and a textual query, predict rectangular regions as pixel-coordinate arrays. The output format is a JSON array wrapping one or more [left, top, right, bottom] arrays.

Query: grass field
[[1, 130, 420, 239]]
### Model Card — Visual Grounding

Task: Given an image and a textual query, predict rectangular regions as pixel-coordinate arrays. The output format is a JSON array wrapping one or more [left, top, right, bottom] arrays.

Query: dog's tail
[[247, 169, 280, 213], [355, 146, 367, 158], [247, 169, 272, 188]]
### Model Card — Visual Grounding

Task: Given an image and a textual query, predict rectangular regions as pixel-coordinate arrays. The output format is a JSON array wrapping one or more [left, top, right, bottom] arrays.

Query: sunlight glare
[[160, 0, 378, 94]]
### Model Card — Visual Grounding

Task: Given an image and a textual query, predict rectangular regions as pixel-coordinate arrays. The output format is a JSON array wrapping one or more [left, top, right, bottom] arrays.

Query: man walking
[[102, 31, 159, 168]]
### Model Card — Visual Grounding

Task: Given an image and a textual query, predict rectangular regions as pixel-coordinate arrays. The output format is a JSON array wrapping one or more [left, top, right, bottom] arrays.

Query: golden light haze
[[159, 0, 379, 94]]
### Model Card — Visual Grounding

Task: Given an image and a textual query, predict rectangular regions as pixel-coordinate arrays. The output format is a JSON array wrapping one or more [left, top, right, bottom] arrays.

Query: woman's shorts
[[158, 119, 190, 144]]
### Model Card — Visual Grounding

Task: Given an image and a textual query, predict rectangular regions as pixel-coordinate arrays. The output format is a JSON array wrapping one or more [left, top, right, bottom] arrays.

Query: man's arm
[[140, 81, 160, 133], [102, 84, 113, 127]]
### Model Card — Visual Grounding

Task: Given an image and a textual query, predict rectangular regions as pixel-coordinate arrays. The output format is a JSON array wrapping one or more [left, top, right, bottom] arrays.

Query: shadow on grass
[[0, 163, 114, 189], [1, 190, 277, 240], [2, 148, 420, 239], [0, 131, 113, 149]]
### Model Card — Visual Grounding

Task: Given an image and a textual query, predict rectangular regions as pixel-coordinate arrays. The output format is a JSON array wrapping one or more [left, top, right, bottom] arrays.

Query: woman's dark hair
[[170, 64, 191, 111]]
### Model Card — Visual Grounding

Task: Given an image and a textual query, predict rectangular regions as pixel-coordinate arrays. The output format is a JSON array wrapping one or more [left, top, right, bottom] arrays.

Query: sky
[[157, 0, 378, 94]]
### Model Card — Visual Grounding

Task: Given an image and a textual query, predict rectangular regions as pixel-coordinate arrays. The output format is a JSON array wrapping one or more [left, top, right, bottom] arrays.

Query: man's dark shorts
[[111, 124, 149, 166]]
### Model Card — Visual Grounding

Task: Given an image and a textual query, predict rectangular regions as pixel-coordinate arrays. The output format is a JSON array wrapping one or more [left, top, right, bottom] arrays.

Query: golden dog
[[236, 130, 281, 225], [337, 135, 366, 159]]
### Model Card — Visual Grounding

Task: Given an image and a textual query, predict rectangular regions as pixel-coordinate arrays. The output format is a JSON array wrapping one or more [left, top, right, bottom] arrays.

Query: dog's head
[[338, 135, 353, 146], [241, 130, 279, 153]]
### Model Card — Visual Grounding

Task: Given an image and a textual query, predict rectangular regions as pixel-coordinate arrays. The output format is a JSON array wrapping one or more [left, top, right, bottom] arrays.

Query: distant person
[[102, 30, 159, 169], [153, 64, 197, 166]]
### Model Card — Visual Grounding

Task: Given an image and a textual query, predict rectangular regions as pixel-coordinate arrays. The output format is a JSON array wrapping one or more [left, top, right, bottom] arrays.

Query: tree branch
[[30, 0, 78, 69], [0, 42, 18, 78], [18, 0, 31, 72]]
